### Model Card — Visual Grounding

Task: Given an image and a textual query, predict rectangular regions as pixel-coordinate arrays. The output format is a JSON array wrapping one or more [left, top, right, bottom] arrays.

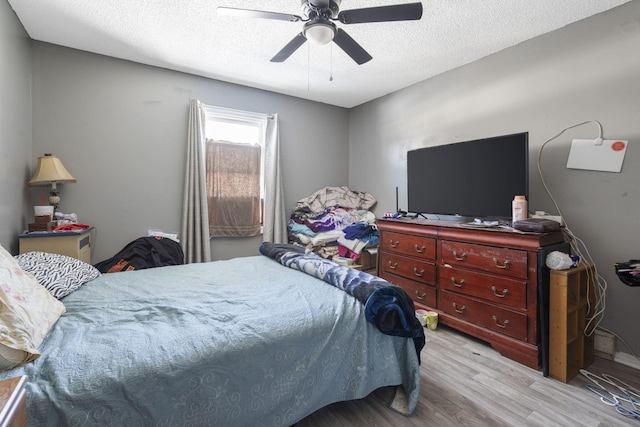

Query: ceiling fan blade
[[217, 7, 302, 22], [271, 33, 308, 62], [333, 28, 372, 65], [338, 2, 423, 24]]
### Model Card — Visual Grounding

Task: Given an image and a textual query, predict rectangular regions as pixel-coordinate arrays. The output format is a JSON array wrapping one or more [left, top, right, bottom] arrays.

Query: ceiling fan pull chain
[[330, 44, 334, 82], [307, 43, 311, 91]]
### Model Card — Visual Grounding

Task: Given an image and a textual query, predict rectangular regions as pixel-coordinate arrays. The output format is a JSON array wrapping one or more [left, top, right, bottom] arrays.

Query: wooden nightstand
[[0, 376, 27, 427], [19, 227, 93, 263]]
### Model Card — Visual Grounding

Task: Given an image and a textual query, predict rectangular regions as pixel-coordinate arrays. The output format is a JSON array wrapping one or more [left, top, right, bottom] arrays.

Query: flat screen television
[[407, 132, 529, 221]]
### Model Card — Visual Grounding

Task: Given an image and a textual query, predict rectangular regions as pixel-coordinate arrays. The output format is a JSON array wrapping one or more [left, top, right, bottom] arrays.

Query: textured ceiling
[[8, 0, 632, 108]]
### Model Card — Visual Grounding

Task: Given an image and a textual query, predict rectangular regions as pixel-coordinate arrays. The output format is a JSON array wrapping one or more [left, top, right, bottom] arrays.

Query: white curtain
[[181, 99, 212, 263], [263, 114, 287, 243]]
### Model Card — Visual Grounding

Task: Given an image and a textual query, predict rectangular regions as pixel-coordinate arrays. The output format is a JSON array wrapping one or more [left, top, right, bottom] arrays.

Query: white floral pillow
[[0, 245, 66, 371], [14, 251, 101, 299]]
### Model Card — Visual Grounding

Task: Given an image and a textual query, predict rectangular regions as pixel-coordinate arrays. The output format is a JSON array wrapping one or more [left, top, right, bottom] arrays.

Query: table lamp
[[28, 153, 76, 213]]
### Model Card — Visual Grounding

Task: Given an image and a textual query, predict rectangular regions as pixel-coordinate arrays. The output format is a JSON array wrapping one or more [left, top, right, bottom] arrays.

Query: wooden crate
[[549, 263, 595, 382], [28, 222, 53, 232]]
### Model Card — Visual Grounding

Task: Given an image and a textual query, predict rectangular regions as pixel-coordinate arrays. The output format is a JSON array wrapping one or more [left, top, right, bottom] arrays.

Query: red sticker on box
[[612, 141, 626, 151]]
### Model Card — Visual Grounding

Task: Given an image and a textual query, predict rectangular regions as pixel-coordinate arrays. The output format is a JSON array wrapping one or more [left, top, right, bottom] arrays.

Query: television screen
[[407, 132, 529, 220]]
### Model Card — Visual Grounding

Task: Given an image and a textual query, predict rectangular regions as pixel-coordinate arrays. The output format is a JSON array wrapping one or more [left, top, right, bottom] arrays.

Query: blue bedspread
[[0, 256, 420, 426], [259, 243, 425, 362]]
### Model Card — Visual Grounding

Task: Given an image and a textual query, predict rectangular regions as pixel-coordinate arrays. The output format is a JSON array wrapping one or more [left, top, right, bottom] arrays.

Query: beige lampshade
[[28, 154, 76, 185]]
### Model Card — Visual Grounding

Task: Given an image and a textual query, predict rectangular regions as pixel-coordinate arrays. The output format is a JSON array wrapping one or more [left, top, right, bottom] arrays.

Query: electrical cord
[[598, 325, 640, 359], [537, 120, 639, 362], [536, 120, 603, 217], [537, 120, 606, 332]]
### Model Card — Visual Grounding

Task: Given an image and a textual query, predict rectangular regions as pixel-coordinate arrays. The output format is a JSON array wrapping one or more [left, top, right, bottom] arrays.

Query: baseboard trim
[[614, 351, 640, 371]]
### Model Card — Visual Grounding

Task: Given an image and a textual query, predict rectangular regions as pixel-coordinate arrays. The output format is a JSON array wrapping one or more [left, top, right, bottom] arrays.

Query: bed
[[0, 245, 422, 426]]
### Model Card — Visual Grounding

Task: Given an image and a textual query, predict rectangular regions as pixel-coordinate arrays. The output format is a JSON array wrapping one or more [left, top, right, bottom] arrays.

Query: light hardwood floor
[[295, 325, 640, 426]]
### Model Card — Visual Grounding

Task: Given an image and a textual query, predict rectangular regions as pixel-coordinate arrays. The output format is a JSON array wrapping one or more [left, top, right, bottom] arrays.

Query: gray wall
[[0, 1, 32, 253], [29, 43, 350, 262], [349, 1, 640, 355]]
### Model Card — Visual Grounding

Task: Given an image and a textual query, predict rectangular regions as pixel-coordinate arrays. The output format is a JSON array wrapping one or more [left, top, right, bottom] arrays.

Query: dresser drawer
[[439, 290, 527, 341], [381, 231, 436, 260], [380, 252, 436, 285], [440, 240, 528, 279], [439, 265, 527, 310], [382, 272, 437, 308]]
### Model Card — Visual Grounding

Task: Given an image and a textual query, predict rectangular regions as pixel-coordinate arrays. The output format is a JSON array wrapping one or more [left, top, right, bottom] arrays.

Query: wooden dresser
[[378, 218, 566, 370]]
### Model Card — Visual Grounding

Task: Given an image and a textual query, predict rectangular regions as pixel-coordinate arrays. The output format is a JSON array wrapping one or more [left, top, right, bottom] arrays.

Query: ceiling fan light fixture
[[303, 20, 336, 45]]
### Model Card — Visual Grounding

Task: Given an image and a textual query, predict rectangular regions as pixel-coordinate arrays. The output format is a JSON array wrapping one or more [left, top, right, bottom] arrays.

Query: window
[[203, 106, 267, 237]]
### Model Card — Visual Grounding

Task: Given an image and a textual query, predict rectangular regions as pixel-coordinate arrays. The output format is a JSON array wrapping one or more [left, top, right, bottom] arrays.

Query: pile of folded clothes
[[287, 186, 379, 264]]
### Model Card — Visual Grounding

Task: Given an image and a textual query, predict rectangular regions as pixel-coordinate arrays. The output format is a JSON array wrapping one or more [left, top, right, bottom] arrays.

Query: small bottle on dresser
[[512, 195, 528, 223]]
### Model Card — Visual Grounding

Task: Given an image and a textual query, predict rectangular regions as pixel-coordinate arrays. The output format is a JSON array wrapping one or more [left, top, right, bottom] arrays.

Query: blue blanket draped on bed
[[259, 242, 425, 362]]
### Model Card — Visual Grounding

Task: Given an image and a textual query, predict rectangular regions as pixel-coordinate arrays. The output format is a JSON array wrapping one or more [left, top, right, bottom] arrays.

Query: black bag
[[615, 260, 640, 287], [513, 218, 560, 232], [94, 236, 184, 273]]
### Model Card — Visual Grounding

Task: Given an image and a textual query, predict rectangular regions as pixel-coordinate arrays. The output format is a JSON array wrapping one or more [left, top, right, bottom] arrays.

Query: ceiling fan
[[218, 1, 423, 65]]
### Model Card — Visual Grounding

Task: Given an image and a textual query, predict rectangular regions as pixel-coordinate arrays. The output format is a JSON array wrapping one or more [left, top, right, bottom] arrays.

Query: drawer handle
[[413, 267, 425, 277], [414, 244, 426, 253], [389, 240, 400, 248], [388, 261, 398, 270], [492, 315, 510, 328], [415, 290, 426, 300], [492, 258, 511, 269], [452, 302, 466, 313], [453, 251, 467, 261], [451, 277, 465, 288], [491, 286, 509, 298]]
